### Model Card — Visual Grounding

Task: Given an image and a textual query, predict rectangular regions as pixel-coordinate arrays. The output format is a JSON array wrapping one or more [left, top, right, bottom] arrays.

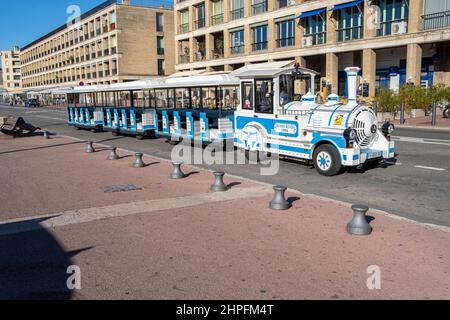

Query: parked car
[[25, 99, 41, 108]]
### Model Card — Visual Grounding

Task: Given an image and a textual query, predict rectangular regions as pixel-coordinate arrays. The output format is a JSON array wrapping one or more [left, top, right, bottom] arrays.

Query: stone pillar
[[408, 0, 424, 33], [205, 33, 214, 60], [223, 0, 230, 23], [223, 29, 230, 58], [268, 19, 276, 52], [189, 37, 195, 63], [406, 43, 422, 86], [296, 10, 304, 48], [362, 49, 376, 97], [244, 24, 252, 54], [189, 6, 195, 32], [326, 52, 338, 94], [326, 7, 337, 44], [364, 0, 377, 39], [245, 0, 252, 18], [205, 0, 212, 28]]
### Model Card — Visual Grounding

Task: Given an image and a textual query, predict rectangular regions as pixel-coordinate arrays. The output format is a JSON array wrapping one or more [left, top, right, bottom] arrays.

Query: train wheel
[[313, 144, 342, 176]]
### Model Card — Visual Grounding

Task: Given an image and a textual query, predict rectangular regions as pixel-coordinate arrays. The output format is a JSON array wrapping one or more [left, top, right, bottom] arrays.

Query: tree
[[375, 87, 399, 119]]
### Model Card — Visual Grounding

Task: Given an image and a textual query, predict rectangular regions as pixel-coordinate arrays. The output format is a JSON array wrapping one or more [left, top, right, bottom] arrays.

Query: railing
[[230, 45, 245, 55], [277, 0, 289, 9], [276, 37, 295, 48], [194, 19, 205, 30], [337, 26, 363, 42], [377, 19, 408, 36], [252, 2, 267, 15], [304, 31, 326, 45], [179, 54, 190, 63], [252, 41, 268, 51], [211, 13, 224, 25], [211, 48, 224, 59], [422, 11, 450, 30], [230, 8, 244, 20], [179, 23, 190, 33]]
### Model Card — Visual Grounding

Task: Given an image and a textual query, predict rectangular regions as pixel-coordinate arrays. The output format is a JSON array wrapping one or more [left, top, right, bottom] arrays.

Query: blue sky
[[0, 0, 172, 59]]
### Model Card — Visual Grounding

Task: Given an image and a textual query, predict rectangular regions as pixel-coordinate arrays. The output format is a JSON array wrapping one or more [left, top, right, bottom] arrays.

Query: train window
[[85, 93, 94, 107], [96, 92, 105, 107], [106, 92, 117, 107], [167, 89, 175, 109], [279, 75, 302, 107], [202, 87, 217, 110], [255, 79, 273, 114], [119, 91, 131, 107], [220, 86, 240, 111], [191, 88, 202, 109], [241, 82, 254, 111], [155, 89, 167, 108], [176, 88, 190, 109], [133, 91, 146, 108]]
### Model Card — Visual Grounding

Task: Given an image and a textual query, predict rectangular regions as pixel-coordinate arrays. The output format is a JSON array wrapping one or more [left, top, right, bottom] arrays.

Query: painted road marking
[[414, 165, 446, 172], [393, 136, 450, 146], [0, 186, 270, 236]]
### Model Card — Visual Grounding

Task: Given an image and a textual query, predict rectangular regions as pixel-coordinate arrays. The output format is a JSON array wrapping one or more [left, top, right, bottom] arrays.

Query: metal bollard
[[43, 131, 49, 139], [86, 141, 95, 153], [269, 186, 291, 211], [347, 205, 372, 236], [107, 146, 119, 161], [211, 172, 228, 192], [133, 153, 145, 168], [170, 161, 186, 179]]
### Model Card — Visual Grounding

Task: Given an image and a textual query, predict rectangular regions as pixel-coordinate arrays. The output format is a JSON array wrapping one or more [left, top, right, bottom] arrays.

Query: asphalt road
[[1, 104, 450, 227]]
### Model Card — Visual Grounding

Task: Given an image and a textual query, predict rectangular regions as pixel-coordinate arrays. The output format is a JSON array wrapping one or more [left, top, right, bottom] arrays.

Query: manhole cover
[[102, 184, 143, 193]]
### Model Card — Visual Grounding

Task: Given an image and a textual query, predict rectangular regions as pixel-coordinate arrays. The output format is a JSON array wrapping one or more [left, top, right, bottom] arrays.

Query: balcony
[[91, 53, 96, 59], [422, 11, 450, 30], [276, 37, 295, 48], [97, 51, 103, 57], [230, 45, 244, 55], [104, 49, 109, 56], [211, 14, 224, 25], [179, 54, 190, 64], [157, 48, 165, 55], [230, 8, 244, 20], [194, 19, 205, 30], [179, 23, 190, 33], [252, 2, 267, 15], [105, 70, 110, 77], [377, 19, 408, 37], [211, 48, 224, 59], [111, 47, 117, 54], [112, 69, 117, 76], [252, 41, 268, 51], [337, 26, 363, 42], [303, 32, 326, 45], [110, 23, 116, 30]]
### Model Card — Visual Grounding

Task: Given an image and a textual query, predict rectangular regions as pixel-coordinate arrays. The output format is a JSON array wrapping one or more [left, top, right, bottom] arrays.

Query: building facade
[[0, 47, 22, 93], [174, 0, 450, 97], [20, 0, 175, 90]]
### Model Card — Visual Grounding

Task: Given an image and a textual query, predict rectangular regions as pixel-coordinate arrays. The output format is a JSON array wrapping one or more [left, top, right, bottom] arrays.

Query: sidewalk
[[389, 115, 450, 131], [0, 134, 449, 300]]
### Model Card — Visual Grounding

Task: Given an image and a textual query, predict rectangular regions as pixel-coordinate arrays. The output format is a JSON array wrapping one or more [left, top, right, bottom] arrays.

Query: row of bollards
[[86, 141, 372, 236]]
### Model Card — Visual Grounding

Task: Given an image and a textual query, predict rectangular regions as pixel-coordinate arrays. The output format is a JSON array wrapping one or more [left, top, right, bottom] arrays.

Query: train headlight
[[344, 127, 357, 142], [382, 121, 395, 135]]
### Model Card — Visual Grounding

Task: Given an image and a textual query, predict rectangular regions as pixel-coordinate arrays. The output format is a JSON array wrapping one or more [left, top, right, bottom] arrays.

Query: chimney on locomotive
[[344, 67, 361, 106]]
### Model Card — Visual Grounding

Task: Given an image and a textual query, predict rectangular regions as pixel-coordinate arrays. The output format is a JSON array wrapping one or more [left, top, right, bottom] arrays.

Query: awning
[[298, 8, 326, 19], [330, 0, 364, 11]]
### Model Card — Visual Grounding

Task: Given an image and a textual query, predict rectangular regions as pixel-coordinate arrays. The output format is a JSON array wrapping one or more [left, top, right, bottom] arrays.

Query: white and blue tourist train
[[64, 61, 395, 176]]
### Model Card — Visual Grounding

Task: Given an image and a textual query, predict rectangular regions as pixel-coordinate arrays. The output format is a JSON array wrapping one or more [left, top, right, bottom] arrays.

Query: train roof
[[231, 60, 320, 78], [152, 72, 239, 89]]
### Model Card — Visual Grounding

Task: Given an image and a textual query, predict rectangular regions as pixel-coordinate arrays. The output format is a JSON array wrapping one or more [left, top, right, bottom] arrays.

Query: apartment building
[[174, 0, 450, 97], [20, 0, 174, 90], [0, 47, 22, 92]]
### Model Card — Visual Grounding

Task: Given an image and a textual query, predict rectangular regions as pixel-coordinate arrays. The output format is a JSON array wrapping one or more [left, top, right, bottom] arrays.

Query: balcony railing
[[276, 37, 295, 48], [211, 13, 224, 25], [194, 19, 205, 30], [230, 45, 245, 55], [230, 8, 244, 20], [179, 54, 190, 64], [277, 0, 289, 9], [304, 32, 326, 45], [252, 2, 267, 15], [252, 41, 268, 51], [337, 26, 363, 42], [211, 48, 224, 59], [377, 19, 408, 37], [179, 23, 190, 33], [422, 11, 450, 30]]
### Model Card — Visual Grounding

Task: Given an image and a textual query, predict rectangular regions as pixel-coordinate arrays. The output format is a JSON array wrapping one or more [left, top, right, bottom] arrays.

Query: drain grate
[[102, 184, 143, 193]]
